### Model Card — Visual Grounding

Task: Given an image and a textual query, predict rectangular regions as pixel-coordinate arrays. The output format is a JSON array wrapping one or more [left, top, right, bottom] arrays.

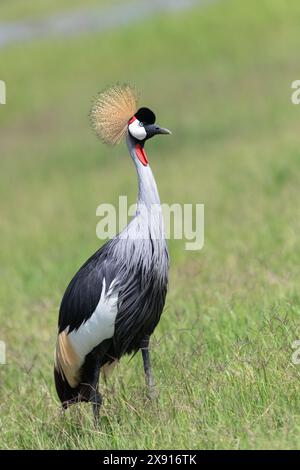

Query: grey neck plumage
[[126, 134, 161, 209], [105, 134, 168, 293], [108, 135, 167, 276], [126, 135, 164, 239]]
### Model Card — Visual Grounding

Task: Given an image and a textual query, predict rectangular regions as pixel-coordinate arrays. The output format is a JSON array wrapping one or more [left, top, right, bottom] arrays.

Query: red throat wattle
[[135, 143, 148, 166]]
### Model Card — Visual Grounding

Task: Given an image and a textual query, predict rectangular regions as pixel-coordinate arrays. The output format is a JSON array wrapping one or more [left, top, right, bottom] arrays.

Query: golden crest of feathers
[[90, 84, 139, 145]]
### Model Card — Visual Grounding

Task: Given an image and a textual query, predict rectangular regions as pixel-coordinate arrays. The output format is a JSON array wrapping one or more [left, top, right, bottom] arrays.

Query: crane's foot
[[146, 381, 158, 401]]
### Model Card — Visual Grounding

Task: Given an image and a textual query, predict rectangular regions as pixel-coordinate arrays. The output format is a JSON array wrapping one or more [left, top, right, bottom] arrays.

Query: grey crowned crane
[[54, 84, 171, 421]]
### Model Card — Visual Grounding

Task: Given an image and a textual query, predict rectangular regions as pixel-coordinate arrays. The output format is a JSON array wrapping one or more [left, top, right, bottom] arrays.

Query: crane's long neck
[[126, 135, 161, 210], [126, 134, 165, 245]]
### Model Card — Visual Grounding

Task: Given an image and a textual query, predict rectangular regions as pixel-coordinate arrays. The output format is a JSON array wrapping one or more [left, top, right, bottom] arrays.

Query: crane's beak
[[157, 127, 172, 135], [155, 125, 172, 135], [144, 123, 172, 139]]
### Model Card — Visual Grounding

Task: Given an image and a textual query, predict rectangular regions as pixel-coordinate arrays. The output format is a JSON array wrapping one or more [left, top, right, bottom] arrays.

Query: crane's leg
[[91, 392, 102, 424], [141, 335, 157, 400], [80, 340, 112, 423], [80, 358, 102, 424], [90, 363, 103, 424], [87, 339, 113, 423]]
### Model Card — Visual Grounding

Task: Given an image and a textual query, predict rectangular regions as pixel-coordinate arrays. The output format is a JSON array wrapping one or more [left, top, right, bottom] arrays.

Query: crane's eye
[[139, 122, 144, 127]]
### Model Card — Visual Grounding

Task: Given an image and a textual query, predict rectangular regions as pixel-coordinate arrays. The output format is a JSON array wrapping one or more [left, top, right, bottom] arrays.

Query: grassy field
[[1, 0, 300, 449]]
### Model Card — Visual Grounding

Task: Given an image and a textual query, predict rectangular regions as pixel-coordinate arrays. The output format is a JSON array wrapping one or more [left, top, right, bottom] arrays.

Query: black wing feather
[[58, 241, 115, 333]]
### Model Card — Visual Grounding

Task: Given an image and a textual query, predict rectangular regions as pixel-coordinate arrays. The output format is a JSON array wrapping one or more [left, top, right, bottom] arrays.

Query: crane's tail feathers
[[54, 366, 85, 408]]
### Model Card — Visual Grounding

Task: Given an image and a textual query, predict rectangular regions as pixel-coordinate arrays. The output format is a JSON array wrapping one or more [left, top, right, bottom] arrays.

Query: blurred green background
[[1, 0, 300, 450]]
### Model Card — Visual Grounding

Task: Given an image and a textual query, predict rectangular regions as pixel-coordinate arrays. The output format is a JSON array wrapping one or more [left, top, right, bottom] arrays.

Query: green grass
[[1, 0, 300, 449]]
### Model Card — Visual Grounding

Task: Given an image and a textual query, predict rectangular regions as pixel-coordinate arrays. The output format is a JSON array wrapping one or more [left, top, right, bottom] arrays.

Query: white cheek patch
[[128, 119, 147, 141]]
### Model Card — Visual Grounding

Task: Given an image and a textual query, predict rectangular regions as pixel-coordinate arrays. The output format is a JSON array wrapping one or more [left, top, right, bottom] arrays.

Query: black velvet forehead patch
[[135, 107, 156, 124]]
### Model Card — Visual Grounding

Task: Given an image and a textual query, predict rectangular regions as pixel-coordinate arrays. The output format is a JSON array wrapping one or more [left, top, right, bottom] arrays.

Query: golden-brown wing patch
[[55, 330, 81, 388]]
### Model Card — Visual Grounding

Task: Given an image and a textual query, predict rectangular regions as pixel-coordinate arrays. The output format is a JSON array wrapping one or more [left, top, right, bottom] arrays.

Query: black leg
[[90, 361, 103, 424], [140, 335, 157, 400], [91, 390, 102, 424], [80, 358, 103, 424], [81, 340, 113, 423]]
